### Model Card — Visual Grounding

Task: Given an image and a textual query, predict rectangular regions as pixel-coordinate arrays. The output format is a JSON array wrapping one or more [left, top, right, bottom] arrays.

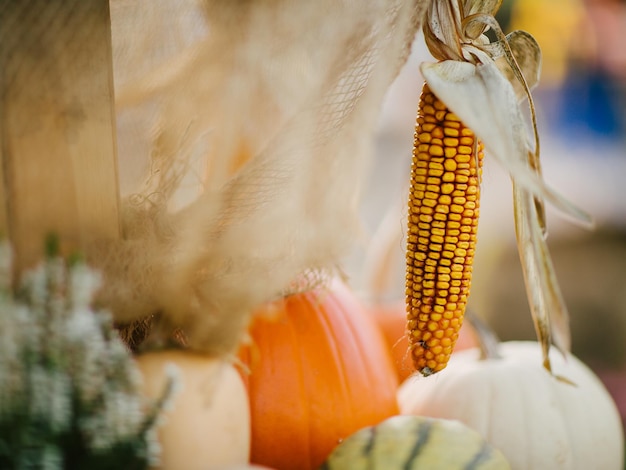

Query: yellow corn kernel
[[406, 83, 484, 376]]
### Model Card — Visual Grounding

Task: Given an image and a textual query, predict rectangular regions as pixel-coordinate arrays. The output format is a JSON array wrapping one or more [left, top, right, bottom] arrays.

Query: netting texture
[[98, 0, 426, 354]]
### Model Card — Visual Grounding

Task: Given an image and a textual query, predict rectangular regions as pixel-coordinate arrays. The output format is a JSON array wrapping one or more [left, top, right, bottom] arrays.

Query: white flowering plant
[[0, 239, 168, 470]]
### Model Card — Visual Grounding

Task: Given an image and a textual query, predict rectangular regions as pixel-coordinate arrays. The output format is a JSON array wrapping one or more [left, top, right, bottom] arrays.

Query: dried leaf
[[464, 0, 502, 39], [492, 30, 542, 100], [513, 183, 571, 370], [420, 59, 592, 226], [464, 0, 503, 17], [424, 1, 463, 61]]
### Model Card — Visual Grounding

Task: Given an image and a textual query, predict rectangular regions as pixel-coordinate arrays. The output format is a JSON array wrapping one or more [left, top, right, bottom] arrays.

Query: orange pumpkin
[[369, 300, 477, 381], [239, 280, 399, 470]]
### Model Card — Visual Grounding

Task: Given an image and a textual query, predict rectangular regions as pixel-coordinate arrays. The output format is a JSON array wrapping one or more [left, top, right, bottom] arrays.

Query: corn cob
[[406, 83, 484, 376]]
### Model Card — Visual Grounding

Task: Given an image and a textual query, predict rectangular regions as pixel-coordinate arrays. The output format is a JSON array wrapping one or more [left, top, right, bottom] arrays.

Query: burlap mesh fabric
[[22, 1, 429, 354]]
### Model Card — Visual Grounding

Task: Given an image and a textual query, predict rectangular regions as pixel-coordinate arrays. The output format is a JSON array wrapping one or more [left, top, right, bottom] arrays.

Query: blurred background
[[346, 0, 626, 430]]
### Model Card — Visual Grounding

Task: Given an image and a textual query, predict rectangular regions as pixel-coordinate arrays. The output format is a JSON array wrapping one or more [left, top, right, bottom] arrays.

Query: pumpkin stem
[[466, 310, 501, 360]]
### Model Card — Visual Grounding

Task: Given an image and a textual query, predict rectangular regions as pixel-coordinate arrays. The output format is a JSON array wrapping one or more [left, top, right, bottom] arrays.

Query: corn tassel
[[406, 83, 484, 376]]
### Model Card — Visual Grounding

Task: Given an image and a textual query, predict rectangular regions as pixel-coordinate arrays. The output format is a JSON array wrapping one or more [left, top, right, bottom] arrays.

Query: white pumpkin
[[136, 350, 251, 470], [398, 341, 624, 470]]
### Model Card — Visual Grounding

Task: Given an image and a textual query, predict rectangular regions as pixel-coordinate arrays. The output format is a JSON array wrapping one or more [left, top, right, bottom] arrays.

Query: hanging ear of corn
[[411, 0, 593, 377], [406, 83, 483, 376]]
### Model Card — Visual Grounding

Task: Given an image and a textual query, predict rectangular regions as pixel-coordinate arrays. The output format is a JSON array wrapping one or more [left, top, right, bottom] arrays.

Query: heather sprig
[[0, 242, 167, 470]]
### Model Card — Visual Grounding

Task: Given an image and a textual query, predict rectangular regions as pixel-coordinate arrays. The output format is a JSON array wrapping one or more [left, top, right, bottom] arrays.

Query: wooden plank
[[0, 0, 120, 271]]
